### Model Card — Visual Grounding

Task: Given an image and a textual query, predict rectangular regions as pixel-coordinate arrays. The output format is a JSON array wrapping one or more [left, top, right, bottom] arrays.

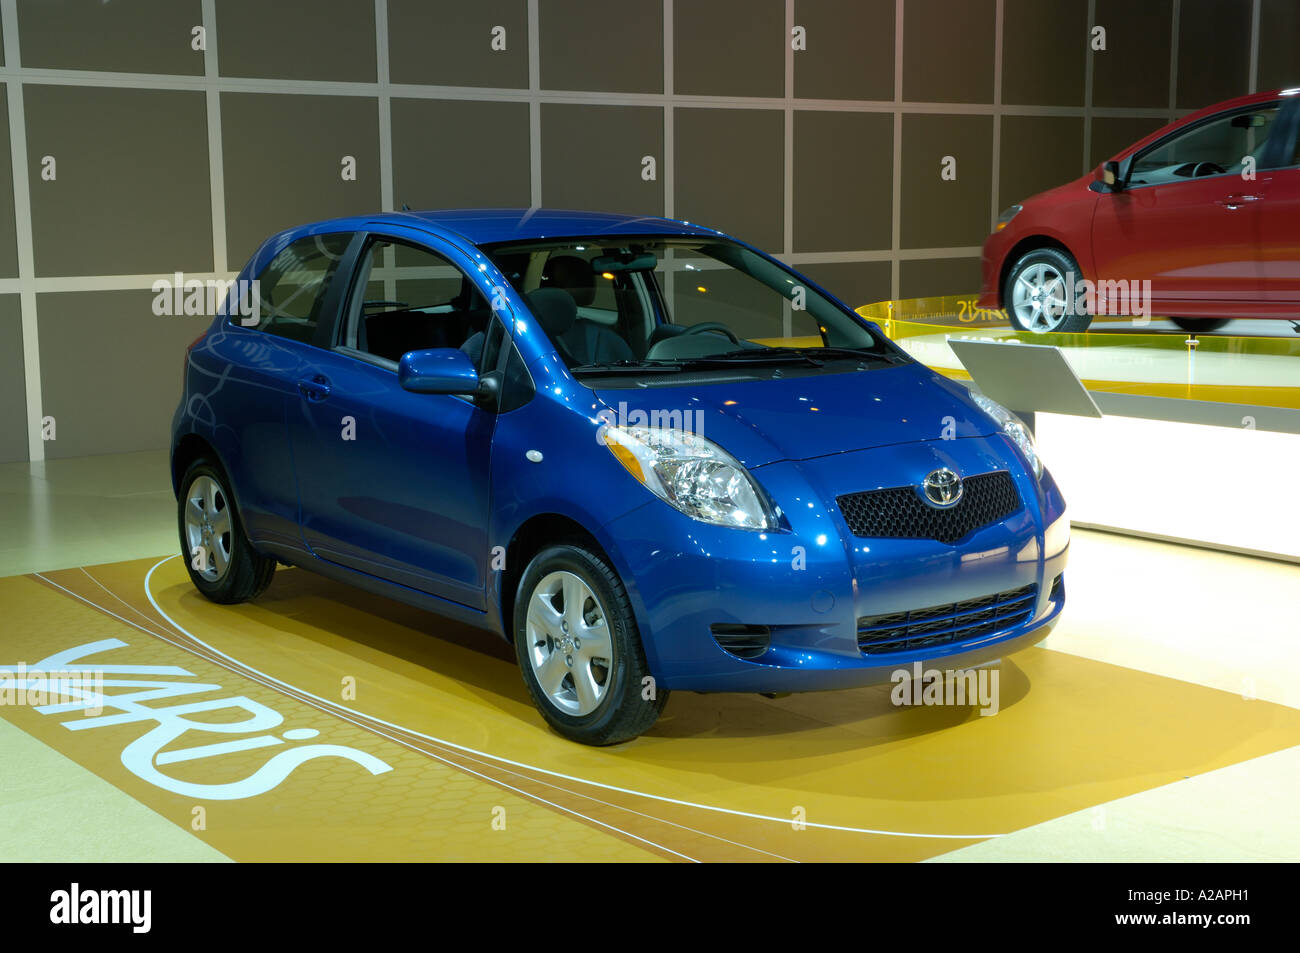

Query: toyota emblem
[[921, 468, 963, 508]]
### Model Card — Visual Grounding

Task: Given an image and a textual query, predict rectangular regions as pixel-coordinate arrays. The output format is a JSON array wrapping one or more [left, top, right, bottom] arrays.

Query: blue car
[[171, 209, 1069, 745]]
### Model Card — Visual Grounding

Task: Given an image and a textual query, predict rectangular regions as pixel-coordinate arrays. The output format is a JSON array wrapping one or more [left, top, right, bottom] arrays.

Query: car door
[[1254, 96, 1300, 310], [218, 230, 357, 550], [1091, 101, 1284, 311], [286, 227, 498, 610]]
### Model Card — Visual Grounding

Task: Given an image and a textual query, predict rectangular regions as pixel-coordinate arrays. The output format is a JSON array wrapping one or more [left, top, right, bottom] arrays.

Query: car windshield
[[481, 236, 902, 375]]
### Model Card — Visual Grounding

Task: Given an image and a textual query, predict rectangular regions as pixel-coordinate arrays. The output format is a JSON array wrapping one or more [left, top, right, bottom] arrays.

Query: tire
[[1003, 247, 1093, 333], [1170, 317, 1232, 333], [513, 543, 668, 745], [178, 457, 275, 604]]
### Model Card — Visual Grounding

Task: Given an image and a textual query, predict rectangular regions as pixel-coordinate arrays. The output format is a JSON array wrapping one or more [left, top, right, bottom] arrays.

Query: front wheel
[[1004, 248, 1093, 333], [1170, 317, 1232, 333], [513, 543, 667, 745]]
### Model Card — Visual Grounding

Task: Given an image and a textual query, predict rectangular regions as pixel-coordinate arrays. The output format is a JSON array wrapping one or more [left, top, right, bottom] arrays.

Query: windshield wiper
[[570, 360, 685, 375], [680, 346, 898, 367]]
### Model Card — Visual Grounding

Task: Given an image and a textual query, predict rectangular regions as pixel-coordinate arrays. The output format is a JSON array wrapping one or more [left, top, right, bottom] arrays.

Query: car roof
[[278, 208, 728, 249]]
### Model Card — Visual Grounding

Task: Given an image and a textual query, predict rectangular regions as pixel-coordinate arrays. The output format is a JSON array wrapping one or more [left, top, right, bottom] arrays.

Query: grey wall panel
[[1090, 115, 1170, 168], [1001, 0, 1088, 107], [674, 0, 784, 98], [17, 0, 203, 75], [221, 93, 380, 268], [0, 296, 25, 464], [540, 104, 664, 214], [388, 0, 529, 89], [900, 113, 994, 248], [37, 291, 202, 459], [216, 0, 376, 83], [675, 108, 784, 250], [392, 98, 531, 211], [793, 0, 895, 102], [903, 0, 996, 104], [1000, 116, 1085, 206], [1091, 0, 1173, 109], [24, 85, 213, 277], [0, 93, 16, 279], [540, 0, 663, 94], [899, 256, 981, 298], [798, 260, 892, 310], [1177, 0, 1252, 109], [1258, 0, 1300, 93], [793, 110, 892, 252]]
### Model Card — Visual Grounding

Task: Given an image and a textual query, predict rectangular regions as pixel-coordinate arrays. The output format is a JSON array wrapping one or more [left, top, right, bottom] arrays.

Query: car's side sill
[[255, 540, 499, 636]]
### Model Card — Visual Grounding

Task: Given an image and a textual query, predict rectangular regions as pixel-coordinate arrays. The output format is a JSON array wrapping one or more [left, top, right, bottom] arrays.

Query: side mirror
[[1100, 160, 1124, 191], [398, 347, 480, 395]]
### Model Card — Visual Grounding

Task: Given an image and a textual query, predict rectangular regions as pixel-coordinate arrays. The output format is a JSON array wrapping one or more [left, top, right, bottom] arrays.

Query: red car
[[980, 89, 1300, 333]]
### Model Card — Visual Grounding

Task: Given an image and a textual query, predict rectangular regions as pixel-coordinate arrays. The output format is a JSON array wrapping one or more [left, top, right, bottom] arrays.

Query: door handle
[[297, 375, 332, 401], [1217, 194, 1262, 210]]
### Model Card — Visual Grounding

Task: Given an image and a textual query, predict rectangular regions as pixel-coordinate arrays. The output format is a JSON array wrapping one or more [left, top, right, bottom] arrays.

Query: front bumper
[[603, 435, 1068, 693]]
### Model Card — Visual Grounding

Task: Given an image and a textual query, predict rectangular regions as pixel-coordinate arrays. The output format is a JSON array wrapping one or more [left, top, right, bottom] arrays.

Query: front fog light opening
[[711, 623, 772, 660]]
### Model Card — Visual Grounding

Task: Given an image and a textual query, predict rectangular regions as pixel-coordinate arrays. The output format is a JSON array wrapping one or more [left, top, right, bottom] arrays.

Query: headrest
[[541, 254, 597, 307], [523, 287, 577, 338]]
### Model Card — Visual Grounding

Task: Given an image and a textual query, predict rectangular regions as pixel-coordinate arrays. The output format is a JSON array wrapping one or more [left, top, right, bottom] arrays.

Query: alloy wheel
[[184, 474, 233, 582], [525, 570, 615, 716], [1011, 261, 1070, 332]]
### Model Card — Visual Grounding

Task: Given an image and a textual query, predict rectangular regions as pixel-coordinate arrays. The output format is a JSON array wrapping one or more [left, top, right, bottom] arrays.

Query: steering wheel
[[681, 322, 741, 345], [1192, 161, 1227, 177]]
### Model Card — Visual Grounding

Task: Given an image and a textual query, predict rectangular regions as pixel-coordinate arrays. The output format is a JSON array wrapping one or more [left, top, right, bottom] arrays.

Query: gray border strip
[[1249, 0, 1261, 93], [990, 0, 1004, 230], [200, 0, 226, 273], [0, 63, 1179, 118], [375, 0, 394, 213], [1168, 0, 1180, 115], [1, 0, 42, 464], [890, 0, 904, 299], [783, 0, 794, 260], [1082, 0, 1096, 173], [527, 0, 541, 208]]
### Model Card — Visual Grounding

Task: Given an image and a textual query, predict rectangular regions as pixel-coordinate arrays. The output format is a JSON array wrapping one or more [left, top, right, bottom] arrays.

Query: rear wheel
[[513, 543, 667, 745], [178, 458, 275, 604], [1004, 248, 1093, 333], [1170, 317, 1232, 333]]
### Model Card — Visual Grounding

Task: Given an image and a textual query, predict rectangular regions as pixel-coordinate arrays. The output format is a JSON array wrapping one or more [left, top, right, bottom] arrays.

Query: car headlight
[[994, 204, 1022, 231], [971, 392, 1043, 478], [601, 426, 776, 530]]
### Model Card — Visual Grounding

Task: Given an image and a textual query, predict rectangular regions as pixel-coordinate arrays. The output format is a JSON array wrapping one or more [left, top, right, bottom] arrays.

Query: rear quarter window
[[251, 232, 353, 344]]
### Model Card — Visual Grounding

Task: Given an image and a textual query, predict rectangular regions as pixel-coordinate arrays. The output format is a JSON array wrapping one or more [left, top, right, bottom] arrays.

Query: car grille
[[836, 471, 1021, 545], [856, 583, 1038, 655]]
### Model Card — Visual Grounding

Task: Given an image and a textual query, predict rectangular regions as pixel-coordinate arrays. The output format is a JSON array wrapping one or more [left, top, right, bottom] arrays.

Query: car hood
[[592, 362, 998, 468]]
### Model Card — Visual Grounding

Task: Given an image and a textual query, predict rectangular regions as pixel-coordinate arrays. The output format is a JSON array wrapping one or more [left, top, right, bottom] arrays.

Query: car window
[[491, 244, 657, 356], [484, 237, 891, 371], [1129, 103, 1283, 186], [252, 232, 353, 344], [341, 238, 493, 367]]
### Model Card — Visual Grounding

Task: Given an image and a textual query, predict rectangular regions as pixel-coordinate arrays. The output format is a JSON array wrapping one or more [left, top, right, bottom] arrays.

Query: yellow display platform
[[853, 297, 1300, 410], [4, 557, 1300, 862]]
